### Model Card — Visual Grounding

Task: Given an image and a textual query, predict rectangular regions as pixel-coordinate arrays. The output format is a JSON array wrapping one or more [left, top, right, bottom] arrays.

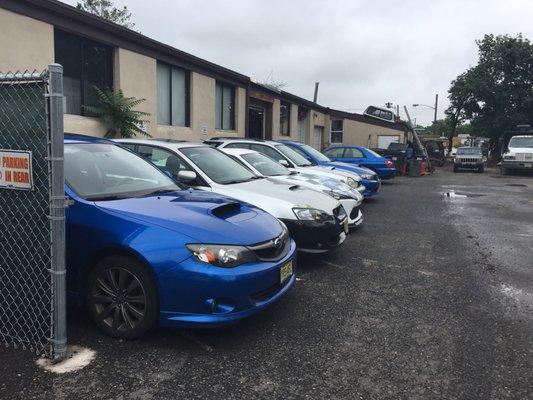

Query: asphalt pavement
[[1, 166, 532, 400]]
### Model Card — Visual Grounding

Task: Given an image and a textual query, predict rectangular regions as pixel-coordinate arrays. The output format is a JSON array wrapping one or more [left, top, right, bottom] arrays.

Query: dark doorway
[[249, 106, 265, 139]]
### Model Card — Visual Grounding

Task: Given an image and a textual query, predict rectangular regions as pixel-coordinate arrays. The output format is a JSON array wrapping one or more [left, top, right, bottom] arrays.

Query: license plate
[[525, 163, 532, 168], [280, 260, 293, 284]]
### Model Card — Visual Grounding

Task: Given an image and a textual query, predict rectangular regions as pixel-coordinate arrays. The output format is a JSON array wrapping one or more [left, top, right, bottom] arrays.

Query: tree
[[83, 87, 150, 139], [447, 34, 533, 152], [76, 0, 135, 29]]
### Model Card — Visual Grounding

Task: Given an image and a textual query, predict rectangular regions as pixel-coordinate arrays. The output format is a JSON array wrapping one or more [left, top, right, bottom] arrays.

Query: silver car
[[221, 147, 364, 228]]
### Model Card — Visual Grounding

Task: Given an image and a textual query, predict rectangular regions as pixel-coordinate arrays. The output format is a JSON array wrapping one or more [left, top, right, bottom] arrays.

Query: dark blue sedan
[[64, 135, 296, 338], [278, 141, 381, 197], [322, 145, 396, 180]]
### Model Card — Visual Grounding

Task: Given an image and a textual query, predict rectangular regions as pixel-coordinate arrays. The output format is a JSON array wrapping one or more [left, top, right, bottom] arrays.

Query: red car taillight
[[385, 159, 394, 168]]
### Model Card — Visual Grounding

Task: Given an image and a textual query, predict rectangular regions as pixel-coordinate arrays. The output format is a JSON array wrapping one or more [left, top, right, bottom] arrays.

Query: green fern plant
[[83, 87, 151, 138]]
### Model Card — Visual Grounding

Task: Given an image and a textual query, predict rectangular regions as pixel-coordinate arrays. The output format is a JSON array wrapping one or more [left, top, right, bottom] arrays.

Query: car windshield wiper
[[142, 188, 177, 197], [86, 194, 129, 201]]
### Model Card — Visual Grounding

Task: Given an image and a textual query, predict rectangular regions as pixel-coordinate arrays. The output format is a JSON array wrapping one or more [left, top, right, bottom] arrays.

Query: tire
[[453, 165, 459, 173], [501, 166, 507, 175], [86, 255, 158, 339], [478, 165, 484, 173]]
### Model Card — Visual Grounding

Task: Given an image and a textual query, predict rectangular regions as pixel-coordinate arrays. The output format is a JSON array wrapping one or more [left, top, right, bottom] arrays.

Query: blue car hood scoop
[[94, 190, 282, 245]]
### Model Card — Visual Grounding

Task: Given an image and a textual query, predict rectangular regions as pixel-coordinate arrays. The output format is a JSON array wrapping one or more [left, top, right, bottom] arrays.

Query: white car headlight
[[186, 244, 257, 267], [322, 189, 341, 200], [345, 177, 357, 188], [293, 207, 332, 222]]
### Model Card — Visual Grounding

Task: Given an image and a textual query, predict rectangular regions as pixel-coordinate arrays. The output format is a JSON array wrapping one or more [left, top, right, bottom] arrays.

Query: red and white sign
[[0, 150, 33, 190]]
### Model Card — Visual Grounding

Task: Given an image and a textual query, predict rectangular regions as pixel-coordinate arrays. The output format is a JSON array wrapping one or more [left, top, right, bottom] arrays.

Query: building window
[[157, 62, 190, 126], [331, 119, 344, 143], [280, 102, 291, 136], [215, 82, 235, 130], [54, 29, 114, 116]]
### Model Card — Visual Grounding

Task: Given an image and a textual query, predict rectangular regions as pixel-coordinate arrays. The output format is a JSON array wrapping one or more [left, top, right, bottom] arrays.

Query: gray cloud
[[64, 0, 533, 124]]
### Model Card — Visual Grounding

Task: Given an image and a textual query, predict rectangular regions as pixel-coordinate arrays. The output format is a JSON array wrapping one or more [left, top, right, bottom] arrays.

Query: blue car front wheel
[[86, 255, 158, 339]]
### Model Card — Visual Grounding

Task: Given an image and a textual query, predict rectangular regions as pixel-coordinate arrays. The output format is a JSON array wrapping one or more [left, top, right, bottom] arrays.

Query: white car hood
[[293, 166, 361, 182], [508, 146, 533, 153], [211, 178, 340, 220]]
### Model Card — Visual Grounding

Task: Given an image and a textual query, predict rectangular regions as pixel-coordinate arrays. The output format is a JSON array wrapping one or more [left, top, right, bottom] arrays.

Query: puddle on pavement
[[443, 190, 486, 198]]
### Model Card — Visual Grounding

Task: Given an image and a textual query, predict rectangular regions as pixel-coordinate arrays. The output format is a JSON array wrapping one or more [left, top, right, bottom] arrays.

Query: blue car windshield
[[65, 143, 180, 200], [295, 144, 332, 163], [180, 146, 259, 184], [365, 148, 382, 158]]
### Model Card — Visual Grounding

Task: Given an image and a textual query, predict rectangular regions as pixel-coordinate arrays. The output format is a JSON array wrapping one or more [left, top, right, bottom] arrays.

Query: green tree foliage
[[447, 34, 533, 149], [76, 0, 135, 29], [423, 118, 474, 139], [83, 87, 151, 139]]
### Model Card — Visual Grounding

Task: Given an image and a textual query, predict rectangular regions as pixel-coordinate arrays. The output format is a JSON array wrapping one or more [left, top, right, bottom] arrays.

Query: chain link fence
[[0, 65, 66, 360]]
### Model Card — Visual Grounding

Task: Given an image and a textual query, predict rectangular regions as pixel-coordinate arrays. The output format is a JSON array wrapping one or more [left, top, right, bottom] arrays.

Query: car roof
[[207, 137, 280, 146], [115, 138, 207, 150], [510, 135, 533, 138], [220, 148, 259, 157], [64, 133, 112, 144]]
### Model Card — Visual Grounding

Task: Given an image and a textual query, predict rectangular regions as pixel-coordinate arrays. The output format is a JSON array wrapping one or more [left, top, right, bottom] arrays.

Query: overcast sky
[[64, 0, 533, 125]]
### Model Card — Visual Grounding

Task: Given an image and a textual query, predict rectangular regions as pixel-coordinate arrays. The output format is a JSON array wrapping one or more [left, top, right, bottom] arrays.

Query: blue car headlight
[[293, 207, 333, 222], [186, 244, 258, 268], [360, 173, 373, 180]]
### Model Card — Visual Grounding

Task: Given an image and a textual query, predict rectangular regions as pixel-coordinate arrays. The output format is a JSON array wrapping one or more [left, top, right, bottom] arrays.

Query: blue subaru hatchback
[[64, 135, 296, 338], [279, 141, 381, 197], [323, 145, 396, 180]]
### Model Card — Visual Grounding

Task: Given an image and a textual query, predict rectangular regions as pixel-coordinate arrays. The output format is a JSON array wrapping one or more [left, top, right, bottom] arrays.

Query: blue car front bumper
[[157, 239, 297, 327], [376, 167, 396, 180], [361, 178, 380, 197]]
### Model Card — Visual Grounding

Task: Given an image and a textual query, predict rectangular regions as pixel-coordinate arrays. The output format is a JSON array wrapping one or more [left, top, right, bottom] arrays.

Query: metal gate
[[0, 65, 66, 360]]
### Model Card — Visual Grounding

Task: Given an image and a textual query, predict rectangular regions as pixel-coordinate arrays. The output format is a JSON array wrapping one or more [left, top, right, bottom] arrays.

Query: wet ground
[[1, 166, 532, 399]]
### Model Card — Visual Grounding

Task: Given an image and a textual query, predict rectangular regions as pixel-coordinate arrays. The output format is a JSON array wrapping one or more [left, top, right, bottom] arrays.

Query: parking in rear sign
[[0, 150, 33, 190]]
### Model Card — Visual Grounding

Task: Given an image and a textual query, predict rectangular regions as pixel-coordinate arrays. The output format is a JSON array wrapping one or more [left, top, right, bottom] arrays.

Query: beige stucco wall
[[117, 48, 157, 136], [0, 9, 54, 72], [342, 119, 404, 147]]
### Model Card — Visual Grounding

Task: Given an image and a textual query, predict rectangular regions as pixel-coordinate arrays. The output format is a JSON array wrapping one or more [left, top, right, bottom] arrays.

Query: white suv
[[501, 135, 533, 174], [116, 139, 349, 253]]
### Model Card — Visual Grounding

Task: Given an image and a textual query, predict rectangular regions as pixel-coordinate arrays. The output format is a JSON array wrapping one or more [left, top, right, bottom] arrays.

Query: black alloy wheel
[[87, 256, 158, 339]]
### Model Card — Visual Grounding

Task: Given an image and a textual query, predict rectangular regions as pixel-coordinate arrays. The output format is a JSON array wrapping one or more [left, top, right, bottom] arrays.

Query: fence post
[[48, 64, 67, 361]]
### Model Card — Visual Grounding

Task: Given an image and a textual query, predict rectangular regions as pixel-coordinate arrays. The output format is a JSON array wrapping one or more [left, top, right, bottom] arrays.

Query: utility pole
[[434, 94, 438, 124], [313, 82, 319, 103]]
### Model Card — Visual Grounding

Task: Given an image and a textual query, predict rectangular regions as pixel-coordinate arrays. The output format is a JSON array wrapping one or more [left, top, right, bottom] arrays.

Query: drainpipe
[[245, 81, 250, 138]]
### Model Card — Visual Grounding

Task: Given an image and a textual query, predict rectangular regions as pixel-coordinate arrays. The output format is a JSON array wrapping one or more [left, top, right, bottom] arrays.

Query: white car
[[116, 139, 349, 253], [205, 138, 366, 194], [221, 148, 364, 228]]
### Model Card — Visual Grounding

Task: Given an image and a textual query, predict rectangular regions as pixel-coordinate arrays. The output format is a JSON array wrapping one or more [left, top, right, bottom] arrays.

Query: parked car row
[[63, 135, 395, 339]]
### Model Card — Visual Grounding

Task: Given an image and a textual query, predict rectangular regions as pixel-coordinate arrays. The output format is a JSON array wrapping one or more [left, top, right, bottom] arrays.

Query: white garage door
[[378, 135, 400, 149]]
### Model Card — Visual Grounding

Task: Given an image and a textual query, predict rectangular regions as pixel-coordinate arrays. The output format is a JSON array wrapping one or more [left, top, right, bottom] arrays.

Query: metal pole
[[313, 82, 319, 103], [404, 105, 432, 173], [434, 94, 438, 123], [48, 64, 67, 361]]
